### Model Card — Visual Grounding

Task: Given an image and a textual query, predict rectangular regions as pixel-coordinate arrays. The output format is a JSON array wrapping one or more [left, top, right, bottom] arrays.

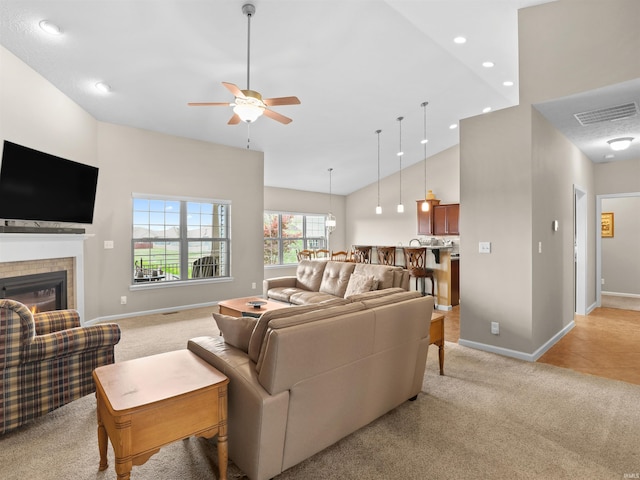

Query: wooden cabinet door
[[417, 201, 433, 235], [433, 206, 447, 235], [447, 204, 459, 235]]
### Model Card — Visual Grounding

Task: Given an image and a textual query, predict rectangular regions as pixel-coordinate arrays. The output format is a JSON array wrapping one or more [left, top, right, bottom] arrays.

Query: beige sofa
[[263, 259, 410, 305], [188, 289, 434, 480]]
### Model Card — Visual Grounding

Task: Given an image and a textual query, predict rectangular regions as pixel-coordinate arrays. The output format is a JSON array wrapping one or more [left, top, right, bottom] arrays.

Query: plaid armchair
[[0, 299, 121, 434]]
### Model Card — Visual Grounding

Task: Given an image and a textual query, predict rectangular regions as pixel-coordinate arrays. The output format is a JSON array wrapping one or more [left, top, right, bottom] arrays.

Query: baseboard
[[602, 291, 640, 299], [586, 302, 597, 314], [85, 301, 219, 325], [458, 320, 576, 362], [436, 304, 452, 311]]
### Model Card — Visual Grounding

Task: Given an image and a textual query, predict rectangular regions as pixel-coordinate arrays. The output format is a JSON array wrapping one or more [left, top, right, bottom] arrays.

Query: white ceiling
[[1, 0, 636, 196]]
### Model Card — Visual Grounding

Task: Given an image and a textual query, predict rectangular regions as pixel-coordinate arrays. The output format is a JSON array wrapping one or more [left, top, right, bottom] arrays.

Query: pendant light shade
[[396, 116, 404, 213], [375, 129, 382, 215]]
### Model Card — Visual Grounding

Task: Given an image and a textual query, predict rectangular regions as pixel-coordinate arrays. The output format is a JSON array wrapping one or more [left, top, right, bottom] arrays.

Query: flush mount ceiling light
[[453, 36, 467, 44], [607, 137, 634, 151], [39, 20, 63, 35], [503, 81, 514, 87], [95, 82, 112, 93], [482, 61, 495, 68], [483, 107, 492, 113]]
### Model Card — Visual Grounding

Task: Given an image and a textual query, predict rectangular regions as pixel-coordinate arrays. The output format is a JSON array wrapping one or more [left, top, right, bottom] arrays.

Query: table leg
[[96, 396, 108, 471], [438, 342, 445, 375], [218, 433, 228, 480]]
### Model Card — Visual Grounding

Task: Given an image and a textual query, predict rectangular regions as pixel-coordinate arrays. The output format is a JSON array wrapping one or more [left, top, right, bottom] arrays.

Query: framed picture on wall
[[601, 212, 614, 238]]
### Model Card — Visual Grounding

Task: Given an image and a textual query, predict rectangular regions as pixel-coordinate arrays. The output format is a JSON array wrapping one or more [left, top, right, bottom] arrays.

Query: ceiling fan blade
[[228, 113, 241, 125], [222, 82, 246, 99], [263, 96, 301, 107], [187, 102, 231, 107], [263, 108, 293, 125]]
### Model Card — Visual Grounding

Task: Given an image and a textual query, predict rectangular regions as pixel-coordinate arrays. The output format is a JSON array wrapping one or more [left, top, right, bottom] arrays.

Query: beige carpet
[[601, 294, 640, 312], [1, 308, 639, 480]]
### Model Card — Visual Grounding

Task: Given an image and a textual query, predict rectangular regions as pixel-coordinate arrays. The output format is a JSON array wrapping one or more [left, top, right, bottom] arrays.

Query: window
[[132, 195, 230, 284], [264, 212, 327, 265]]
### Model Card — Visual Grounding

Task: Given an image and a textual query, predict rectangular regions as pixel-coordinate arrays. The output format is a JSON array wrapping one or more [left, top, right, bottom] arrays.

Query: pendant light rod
[[376, 129, 382, 214], [421, 101, 429, 212], [397, 116, 404, 213]]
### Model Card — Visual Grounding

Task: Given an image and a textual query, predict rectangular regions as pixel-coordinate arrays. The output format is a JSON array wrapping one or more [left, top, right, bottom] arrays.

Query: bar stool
[[353, 246, 372, 263], [377, 246, 396, 266], [402, 247, 435, 297]]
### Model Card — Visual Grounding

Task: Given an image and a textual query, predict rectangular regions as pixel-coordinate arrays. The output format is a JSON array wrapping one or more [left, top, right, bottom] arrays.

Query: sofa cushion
[[344, 273, 375, 298], [344, 287, 407, 302], [268, 287, 307, 303], [213, 312, 257, 353], [318, 261, 356, 297], [295, 260, 327, 292], [353, 263, 399, 290], [289, 291, 349, 306]]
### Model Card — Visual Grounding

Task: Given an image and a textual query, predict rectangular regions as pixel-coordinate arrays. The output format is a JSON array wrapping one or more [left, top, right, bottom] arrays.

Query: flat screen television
[[0, 140, 99, 224]]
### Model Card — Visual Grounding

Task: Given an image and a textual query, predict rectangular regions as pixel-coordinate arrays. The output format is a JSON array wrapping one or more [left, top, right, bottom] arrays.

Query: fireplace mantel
[[0, 233, 91, 321]]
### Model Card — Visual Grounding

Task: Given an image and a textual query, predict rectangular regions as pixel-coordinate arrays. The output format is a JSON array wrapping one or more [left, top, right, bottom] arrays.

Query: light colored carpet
[[1, 308, 639, 479], [601, 294, 640, 312]]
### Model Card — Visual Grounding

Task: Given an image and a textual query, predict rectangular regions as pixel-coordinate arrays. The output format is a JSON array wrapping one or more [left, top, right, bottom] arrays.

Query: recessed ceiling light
[[95, 82, 112, 93], [39, 20, 63, 35], [453, 36, 467, 44], [420, 139, 429, 145], [482, 61, 494, 68], [503, 81, 514, 87], [483, 107, 492, 113], [604, 154, 615, 160], [607, 137, 634, 151], [449, 124, 458, 130]]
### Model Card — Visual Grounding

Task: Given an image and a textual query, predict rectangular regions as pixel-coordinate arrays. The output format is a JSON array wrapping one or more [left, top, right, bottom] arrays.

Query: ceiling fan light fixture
[[233, 91, 265, 123], [607, 137, 634, 151]]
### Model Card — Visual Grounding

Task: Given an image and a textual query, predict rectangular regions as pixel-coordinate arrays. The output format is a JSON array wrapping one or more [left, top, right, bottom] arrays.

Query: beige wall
[[459, 0, 640, 358], [1, 45, 265, 321]]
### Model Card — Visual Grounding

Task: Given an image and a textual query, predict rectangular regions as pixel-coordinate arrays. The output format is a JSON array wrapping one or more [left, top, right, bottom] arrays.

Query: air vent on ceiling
[[574, 102, 638, 126]]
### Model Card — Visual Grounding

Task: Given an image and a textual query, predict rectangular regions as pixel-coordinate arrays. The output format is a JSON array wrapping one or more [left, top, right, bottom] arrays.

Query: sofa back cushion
[[295, 260, 327, 292], [353, 263, 399, 290], [318, 261, 356, 297]]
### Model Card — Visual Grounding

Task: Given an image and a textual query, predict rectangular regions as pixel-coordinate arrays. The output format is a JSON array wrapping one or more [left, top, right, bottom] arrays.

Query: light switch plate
[[104, 240, 114, 249]]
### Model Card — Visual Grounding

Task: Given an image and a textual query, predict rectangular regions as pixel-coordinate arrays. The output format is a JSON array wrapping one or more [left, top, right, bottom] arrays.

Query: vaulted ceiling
[[1, 1, 637, 195]]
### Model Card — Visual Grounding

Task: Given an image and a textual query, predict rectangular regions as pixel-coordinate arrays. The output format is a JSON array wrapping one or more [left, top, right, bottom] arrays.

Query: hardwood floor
[[443, 306, 640, 386]]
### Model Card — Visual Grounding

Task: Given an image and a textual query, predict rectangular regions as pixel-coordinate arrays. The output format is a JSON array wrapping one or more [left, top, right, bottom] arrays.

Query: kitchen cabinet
[[433, 204, 459, 235], [416, 199, 440, 235], [451, 258, 460, 306]]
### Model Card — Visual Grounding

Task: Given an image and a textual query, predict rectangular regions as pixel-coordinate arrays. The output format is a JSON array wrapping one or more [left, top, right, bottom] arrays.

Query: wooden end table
[[430, 312, 445, 375], [93, 349, 229, 480], [218, 296, 289, 318]]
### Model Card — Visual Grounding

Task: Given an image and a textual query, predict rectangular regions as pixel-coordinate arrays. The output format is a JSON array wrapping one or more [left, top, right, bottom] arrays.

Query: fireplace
[[0, 271, 67, 313]]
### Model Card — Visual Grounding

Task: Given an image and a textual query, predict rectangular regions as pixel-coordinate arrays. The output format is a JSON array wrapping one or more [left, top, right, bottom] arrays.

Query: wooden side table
[[430, 312, 445, 375], [93, 350, 229, 480]]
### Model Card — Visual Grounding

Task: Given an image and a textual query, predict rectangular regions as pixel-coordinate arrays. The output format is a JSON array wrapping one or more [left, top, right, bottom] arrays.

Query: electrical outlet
[[601, 278, 605, 285], [120, 296, 127, 305], [479, 242, 491, 254], [491, 322, 499, 335], [538, 241, 542, 254], [104, 240, 114, 249], [251, 282, 257, 289]]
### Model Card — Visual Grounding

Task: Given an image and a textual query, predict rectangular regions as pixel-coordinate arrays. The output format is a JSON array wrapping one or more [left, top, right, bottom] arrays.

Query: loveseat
[[188, 289, 434, 480], [0, 299, 121, 434], [263, 259, 410, 305]]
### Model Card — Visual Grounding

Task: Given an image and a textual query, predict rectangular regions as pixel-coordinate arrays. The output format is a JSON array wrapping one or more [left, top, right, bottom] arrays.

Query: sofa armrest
[[263, 276, 297, 298], [20, 324, 121, 363], [34, 309, 81, 335]]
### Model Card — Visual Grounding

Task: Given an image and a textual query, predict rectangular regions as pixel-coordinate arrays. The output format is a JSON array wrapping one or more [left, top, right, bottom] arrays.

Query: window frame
[[264, 211, 328, 266], [131, 193, 231, 288]]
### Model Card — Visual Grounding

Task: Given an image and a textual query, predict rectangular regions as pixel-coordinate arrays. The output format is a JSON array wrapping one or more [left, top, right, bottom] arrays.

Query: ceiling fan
[[188, 3, 300, 125]]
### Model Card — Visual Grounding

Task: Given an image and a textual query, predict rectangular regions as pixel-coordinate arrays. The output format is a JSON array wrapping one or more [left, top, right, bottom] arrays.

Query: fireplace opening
[[0, 271, 67, 313]]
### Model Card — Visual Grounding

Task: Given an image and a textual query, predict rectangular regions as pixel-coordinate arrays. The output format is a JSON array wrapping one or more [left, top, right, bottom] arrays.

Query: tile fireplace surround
[[0, 233, 88, 322]]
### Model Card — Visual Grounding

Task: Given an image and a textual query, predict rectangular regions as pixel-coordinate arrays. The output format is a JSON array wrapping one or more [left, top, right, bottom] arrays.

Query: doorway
[[574, 185, 587, 315]]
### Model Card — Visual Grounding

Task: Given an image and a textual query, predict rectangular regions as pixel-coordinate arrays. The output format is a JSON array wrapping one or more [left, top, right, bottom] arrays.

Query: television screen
[[0, 140, 99, 224]]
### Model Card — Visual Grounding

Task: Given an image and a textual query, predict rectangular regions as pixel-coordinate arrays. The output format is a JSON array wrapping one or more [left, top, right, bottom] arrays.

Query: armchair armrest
[[21, 324, 121, 363], [34, 309, 81, 335]]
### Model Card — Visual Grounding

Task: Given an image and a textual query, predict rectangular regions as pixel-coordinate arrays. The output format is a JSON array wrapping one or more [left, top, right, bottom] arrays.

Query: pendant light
[[375, 129, 382, 215], [326, 168, 336, 233], [396, 116, 404, 213], [421, 101, 430, 212]]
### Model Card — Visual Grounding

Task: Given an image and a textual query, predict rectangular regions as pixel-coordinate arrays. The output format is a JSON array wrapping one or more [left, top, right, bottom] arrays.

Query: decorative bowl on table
[[247, 300, 267, 309]]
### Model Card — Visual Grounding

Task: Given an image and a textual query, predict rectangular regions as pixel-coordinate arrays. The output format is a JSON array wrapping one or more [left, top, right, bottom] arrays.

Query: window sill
[[129, 276, 233, 291]]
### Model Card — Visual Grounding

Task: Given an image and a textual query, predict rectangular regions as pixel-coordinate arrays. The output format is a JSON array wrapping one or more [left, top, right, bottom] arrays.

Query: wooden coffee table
[[93, 350, 229, 480], [218, 295, 289, 317]]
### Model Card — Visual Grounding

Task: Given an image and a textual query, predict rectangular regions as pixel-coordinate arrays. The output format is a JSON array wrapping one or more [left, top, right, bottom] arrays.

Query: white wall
[[1, 45, 265, 321]]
